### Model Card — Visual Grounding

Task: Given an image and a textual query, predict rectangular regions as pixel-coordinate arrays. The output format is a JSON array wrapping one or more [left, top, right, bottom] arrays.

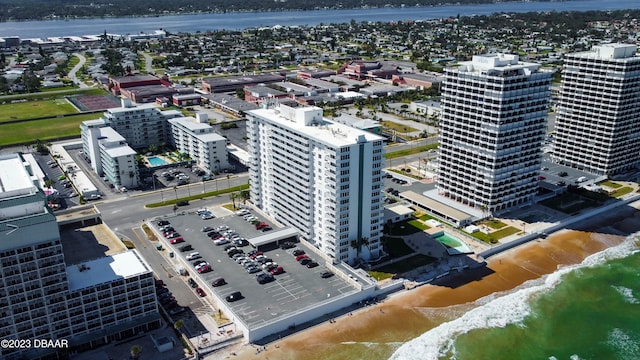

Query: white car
[[186, 252, 201, 261], [195, 262, 210, 270], [216, 225, 229, 231], [213, 238, 229, 246]]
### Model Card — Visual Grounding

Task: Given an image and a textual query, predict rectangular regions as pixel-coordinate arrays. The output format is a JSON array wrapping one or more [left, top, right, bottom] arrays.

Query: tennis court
[[68, 94, 121, 111]]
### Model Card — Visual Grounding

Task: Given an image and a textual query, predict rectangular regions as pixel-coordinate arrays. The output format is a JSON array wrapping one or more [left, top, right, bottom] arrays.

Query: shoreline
[[216, 201, 640, 360]]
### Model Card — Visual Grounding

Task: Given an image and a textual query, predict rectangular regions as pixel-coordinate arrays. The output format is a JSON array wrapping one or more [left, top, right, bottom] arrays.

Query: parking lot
[[151, 207, 357, 328], [539, 153, 600, 188]]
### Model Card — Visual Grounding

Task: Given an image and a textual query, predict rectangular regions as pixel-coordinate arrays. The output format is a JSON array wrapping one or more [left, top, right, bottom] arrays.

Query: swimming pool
[[147, 156, 167, 167], [433, 232, 473, 255]]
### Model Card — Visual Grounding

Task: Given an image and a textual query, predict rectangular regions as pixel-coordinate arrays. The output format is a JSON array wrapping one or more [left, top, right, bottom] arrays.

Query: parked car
[[296, 254, 309, 262], [280, 242, 296, 249], [255, 222, 270, 230], [198, 265, 212, 274], [292, 249, 305, 257], [160, 296, 176, 306], [192, 260, 207, 267], [212, 278, 227, 287], [306, 261, 319, 268], [226, 291, 243, 302], [179, 244, 193, 252], [256, 272, 275, 284], [176, 200, 189, 206], [187, 278, 198, 288], [270, 266, 285, 275], [195, 287, 206, 297], [166, 232, 181, 239], [213, 238, 229, 246], [247, 266, 261, 274], [201, 226, 214, 232], [320, 271, 334, 278], [186, 252, 201, 261], [170, 237, 185, 244], [168, 307, 186, 316], [261, 226, 273, 232]]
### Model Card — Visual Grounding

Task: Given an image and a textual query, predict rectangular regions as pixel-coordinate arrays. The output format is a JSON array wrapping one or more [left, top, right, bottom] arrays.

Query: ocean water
[[390, 233, 640, 360]]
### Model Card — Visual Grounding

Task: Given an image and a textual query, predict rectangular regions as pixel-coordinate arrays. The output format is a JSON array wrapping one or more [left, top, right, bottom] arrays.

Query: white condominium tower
[[552, 43, 640, 176], [247, 103, 385, 265], [438, 54, 553, 214]]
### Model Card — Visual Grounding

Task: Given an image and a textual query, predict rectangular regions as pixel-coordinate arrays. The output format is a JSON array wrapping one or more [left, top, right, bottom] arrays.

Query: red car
[[270, 266, 284, 275], [170, 237, 184, 244], [255, 222, 269, 230], [296, 254, 309, 262], [195, 287, 206, 297], [198, 265, 212, 274]]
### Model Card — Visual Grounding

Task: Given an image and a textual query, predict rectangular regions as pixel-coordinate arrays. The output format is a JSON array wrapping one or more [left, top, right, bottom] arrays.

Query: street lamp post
[[173, 186, 178, 202]]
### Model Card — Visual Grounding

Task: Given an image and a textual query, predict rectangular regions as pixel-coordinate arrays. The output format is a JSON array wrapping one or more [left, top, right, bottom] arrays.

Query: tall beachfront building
[[552, 43, 640, 176], [246, 103, 385, 264], [0, 153, 160, 360], [438, 54, 553, 214]]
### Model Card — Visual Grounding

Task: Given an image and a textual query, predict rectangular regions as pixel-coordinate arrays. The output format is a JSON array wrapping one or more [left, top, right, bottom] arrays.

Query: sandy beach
[[217, 203, 640, 360]]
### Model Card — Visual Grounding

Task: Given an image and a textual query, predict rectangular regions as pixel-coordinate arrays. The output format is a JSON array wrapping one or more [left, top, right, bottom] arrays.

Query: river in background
[[0, 0, 638, 39]]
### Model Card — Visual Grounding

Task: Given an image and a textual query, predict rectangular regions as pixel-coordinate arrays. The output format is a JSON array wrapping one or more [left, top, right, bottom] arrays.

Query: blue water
[[390, 233, 640, 360], [0, 0, 638, 38], [147, 156, 167, 166]]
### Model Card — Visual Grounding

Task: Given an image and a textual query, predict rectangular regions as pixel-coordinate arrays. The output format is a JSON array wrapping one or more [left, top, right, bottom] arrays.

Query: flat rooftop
[[60, 222, 127, 265], [66, 250, 151, 291], [248, 105, 384, 147], [0, 153, 35, 196]]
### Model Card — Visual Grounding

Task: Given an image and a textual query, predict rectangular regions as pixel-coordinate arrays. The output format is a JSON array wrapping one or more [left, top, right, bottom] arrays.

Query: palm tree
[[44, 179, 56, 189], [350, 236, 370, 264], [229, 192, 238, 209], [239, 189, 250, 204], [174, 320, 185, 332], [129, 344, 142, 360]]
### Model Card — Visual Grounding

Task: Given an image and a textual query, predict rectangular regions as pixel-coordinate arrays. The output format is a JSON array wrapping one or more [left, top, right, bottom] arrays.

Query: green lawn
[[609, 186, 633, 198], [384, 143, 439, 159], [598, 180, 622, 189], [145, 184, 250, 208], [481, 219, 508, 229], [0, 113, 99, 146], [470, 226, 520, 244], [0, 99, 78, 122], [0, 88, 106, 102], [386, 219, 429, 236], [380, 120, 417, 133]]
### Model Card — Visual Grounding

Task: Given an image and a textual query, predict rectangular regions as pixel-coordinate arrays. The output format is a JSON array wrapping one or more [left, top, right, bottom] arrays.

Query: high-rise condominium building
[[0, 153, 160, 360], [246, 103, 385, 264], [438, 54, 553, 214], [552, 43, 640, 176]]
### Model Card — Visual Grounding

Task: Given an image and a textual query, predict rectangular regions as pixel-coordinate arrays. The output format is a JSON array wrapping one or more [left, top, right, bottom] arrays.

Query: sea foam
[[607, 328, 640, 360], [388, 233, 640, 360], [611, 285, 640, 304]]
